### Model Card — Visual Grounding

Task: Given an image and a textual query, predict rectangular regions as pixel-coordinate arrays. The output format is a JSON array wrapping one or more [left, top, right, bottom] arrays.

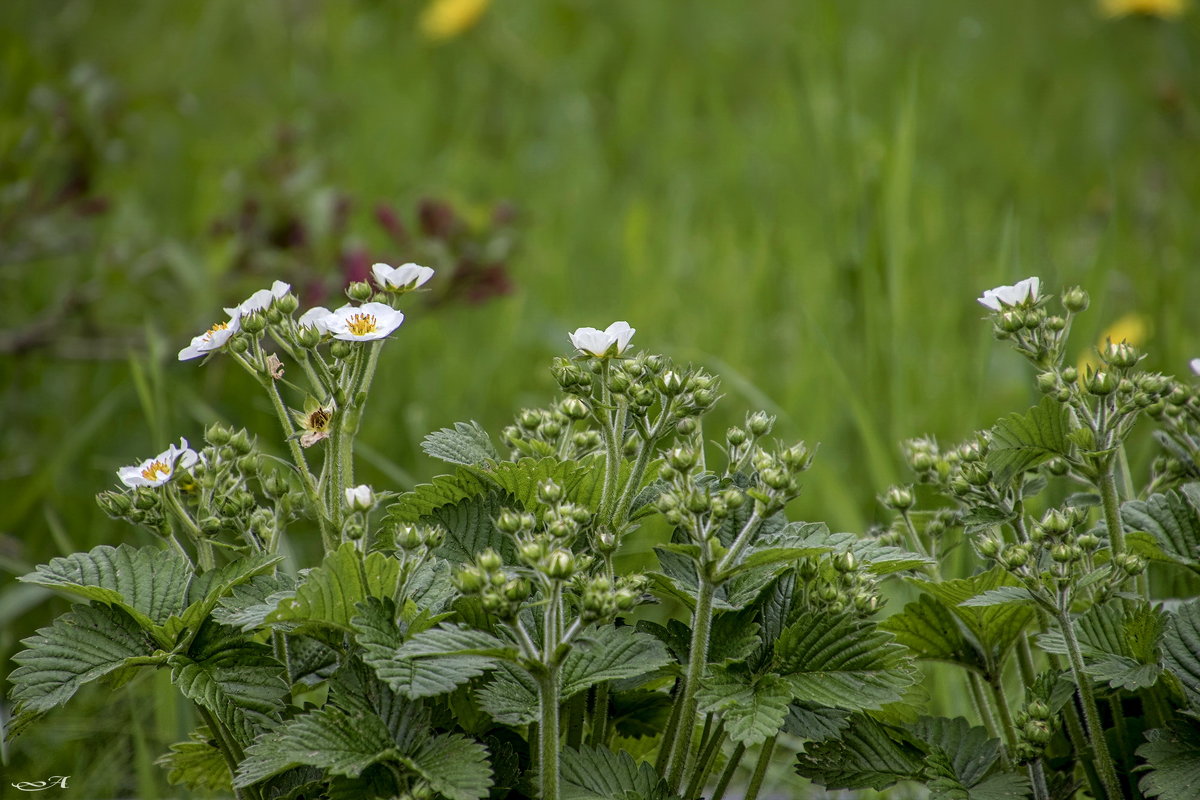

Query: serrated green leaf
[[881, 595, 986, 673], [561, 625, 672, 698], [18, 544, 191, 634], [359, 619, 513, 699], [170, 623, 288, 743], [773, 611, 917, 711], [559, 745, 669, 800], [9, 603, 158, 722], [610, 690, 673, 739], [179, 552, 283, 631], [422, 421, 498, 466], [723, 522, 832, 577], [156, 726, 232, 793], [234, 706, 397, 787], [427, 492, 512, 564], [211, 573, 296, 632], [267, 543, 401, 632], [802, 530, 934, 574], [388, 469, 493, 522], [1122, 490, 1200, 569], [475, 661, 539, 725], [397, 733, 492, 800], [781, 701, 852, 742], [986, 396, 1073, 485], [1037, 601, 1164, 690], [1138, 722, 1200, 800], [697, 665, 792, 745], [1162, 599, 1200, 705], [915, 568, 1037, 665], [795, 714, 924, 790], [909, 716, 1002, 788]]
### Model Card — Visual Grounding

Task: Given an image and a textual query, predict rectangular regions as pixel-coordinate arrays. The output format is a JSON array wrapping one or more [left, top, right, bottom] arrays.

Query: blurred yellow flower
[[421, 0, 492, 40], [1099, 0, 1188, 18], [1078, 312, 1150, 374]]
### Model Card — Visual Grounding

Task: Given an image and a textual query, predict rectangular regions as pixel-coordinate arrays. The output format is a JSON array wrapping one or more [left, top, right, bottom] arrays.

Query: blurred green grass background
[[2, 0, 1199, 796]]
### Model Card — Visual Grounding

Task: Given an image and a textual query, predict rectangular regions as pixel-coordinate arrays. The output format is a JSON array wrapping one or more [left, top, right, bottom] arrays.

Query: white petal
[[179, 341, 205, 361], [1190, 358, 1200, 376], [605, 321, 636, 353], [270, 280, 291, 298], [371, 263, 394, 286]]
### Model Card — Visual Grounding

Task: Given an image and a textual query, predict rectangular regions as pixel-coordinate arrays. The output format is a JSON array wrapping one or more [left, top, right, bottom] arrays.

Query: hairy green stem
[[684, 720, 725, 800], [989, 674, 1018, 765], [1098, 466, 1127, 561], [589, 682, 609, 746], [716, 509, 764, 576], [655, 679, 685, 774], [711, 742, 746, 800], [1059, 606, 1122, 800], [261, 371, 333, 551], [665, 578, 716, 790], [743, 734, 776, 800], [1029, 760, 1051, 800], [196, 705, 247, 797], [537, 667, 561, 800], [968, 672, 1001, 745]]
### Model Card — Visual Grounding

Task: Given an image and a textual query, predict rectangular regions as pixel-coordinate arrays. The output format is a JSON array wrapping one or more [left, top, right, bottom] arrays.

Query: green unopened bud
[[1045, 315, 1067, 332], [1036, 372, 1059, 394], [1140, 374, 1169, 395], [722, 489, 746, 510], [1061, 366, 1079, 384], [229, 335, 249, 354], [976, 536, 1002, 558], [97, 491, 133, 517], [229, 429, 253, 455], [1085, 369, 1118, 396], [422, 525, 446, 549], [607, 372, 631, 394], [296, 322, 322, 348], [1040, 509, 1072, 536], [761, 467, 790, 491], [1077, 533, 1100, 551], [1103, 340, 1139, 369], [537, 480, 564, 504], [133, 487, 159, 510], [265, 306, 283, 325], [242, 312, 267, 334], [1023, 719, 1053, 744], [347, 281, 373, 302], [833, 552, 857, 573], [1051, 543, 1074, 563], [454, 567, 486, 594], [1116, 553, 1147, 576], [276, 292, 299, 314], [1027, 701, 1050, 720], [998, 310, 1025, 332], [518, 541, 544, 565], [693, 388, 716, 408], [950, 476, 971, 496], [779, 442, 813, 472], [1062, 286, 1089, 313], [557, 397, 587, 421], [205, 422, 232, 446], [503, 578, 530, 602], [1002, 545, 1030, 569], [497, 510, 524, 534], [747, 411, 774, 437], [330, 340, 353, 360], [477, 548, 503, 572], [544, 549, 576, 580], [883, 486, 914, 511], [1045, 457, 1068, 476], [396, 524, 423, 551], [631, 387, 655, 408], [684, 490, 710, 514], [727, 427, 748, 447], [667, 447, 699, 472], [675, 417, 697, 436], [658, 371, 685, 396]]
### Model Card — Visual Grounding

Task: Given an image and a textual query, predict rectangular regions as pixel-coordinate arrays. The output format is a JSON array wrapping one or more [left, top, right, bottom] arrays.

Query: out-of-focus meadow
[[2, 0, 1199, 795]]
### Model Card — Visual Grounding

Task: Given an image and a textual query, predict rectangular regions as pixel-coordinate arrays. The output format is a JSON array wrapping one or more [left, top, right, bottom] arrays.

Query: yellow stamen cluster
[[141, 461, 171, 481], [347, 313, 378, 337]]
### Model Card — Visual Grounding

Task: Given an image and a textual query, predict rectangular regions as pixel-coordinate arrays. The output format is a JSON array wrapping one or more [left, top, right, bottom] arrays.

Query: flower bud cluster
[[501, 400, 603, 461], [575, 573, 647, 623], [981, 281, 1078, 369], [454, 548, 530, 620], [1013, 698, 1057, 763], [389, 522, 446, 555], [978, 505, 1145, 595], [793, 554, 884, 619]]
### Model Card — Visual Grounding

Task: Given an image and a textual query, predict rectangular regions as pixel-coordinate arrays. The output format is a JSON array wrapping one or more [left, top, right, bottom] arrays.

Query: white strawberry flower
[[298, 306, 333, 335], [322, 303, 405, 342], [117, 438, 199, 488], [1190, 358, 1200, 376], [977, 277, 1041, 311], [179, 310, 242, 361], [230, 280, 291, 316], [345, 484, 374, 511], [568, 321, 636, 357], [371, 262, 435, 292]]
